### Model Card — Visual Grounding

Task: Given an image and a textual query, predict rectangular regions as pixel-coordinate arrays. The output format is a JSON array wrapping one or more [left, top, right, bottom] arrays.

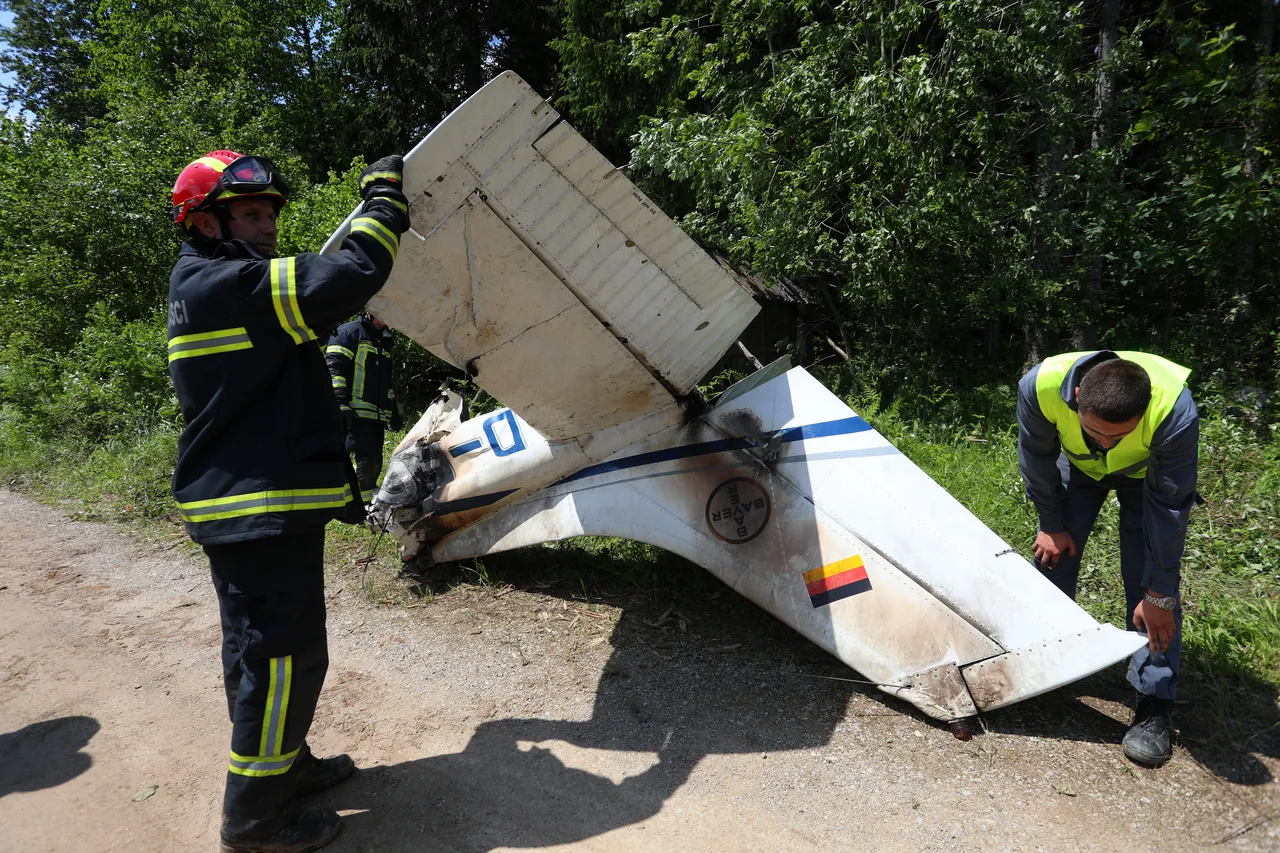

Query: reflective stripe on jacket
[[325, 317, 397, 427], [167, 198, 408, 545], [1016, 350, 1200, 594], [1033, 350, 1191, 480]]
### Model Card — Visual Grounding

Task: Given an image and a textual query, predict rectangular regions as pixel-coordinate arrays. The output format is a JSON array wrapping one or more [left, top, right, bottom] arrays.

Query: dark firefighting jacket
[[326, 316, 399, 429], [167, 202, 408, 545]]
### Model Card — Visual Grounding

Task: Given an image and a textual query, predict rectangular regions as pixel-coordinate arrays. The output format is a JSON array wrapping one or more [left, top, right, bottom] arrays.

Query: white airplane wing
[[330, 73, 1147, 725], [427, 365, 1146, 720], [321, 71, 760, 442]]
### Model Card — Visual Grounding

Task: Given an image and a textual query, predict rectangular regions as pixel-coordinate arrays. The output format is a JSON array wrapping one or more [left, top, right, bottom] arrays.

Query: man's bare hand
[[1033, 530, 1077, 570], [1133, 596, 1176, 653]]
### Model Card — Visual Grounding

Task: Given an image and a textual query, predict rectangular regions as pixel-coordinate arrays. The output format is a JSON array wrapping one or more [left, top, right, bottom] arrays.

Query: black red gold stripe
[[803, 554, 872, 608]]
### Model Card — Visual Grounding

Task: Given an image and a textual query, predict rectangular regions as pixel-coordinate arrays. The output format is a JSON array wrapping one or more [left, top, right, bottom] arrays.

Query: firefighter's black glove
[[390, 410, 405, 432], [359, 155, 408, 208]]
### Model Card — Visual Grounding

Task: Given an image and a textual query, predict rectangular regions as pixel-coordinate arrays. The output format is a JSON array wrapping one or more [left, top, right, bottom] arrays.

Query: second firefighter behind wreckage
[[326, 311, 402, 507]]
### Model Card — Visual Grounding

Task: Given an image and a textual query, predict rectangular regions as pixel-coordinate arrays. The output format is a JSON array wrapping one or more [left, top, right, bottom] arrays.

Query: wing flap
[[322, 71, 760, 439], [962, 627, 1146, 712]]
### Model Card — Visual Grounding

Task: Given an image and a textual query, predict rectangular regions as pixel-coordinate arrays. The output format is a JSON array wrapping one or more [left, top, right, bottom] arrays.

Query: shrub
[[0, 303, 176, 443]]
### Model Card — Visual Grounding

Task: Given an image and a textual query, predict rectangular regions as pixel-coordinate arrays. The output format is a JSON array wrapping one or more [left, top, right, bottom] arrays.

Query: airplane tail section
[[345, 71, 1144, 724], [428, 364, 1145, 721]]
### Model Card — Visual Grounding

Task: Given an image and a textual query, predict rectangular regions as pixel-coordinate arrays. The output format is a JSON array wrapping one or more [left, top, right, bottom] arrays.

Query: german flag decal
[[803, 555, 872, 608]]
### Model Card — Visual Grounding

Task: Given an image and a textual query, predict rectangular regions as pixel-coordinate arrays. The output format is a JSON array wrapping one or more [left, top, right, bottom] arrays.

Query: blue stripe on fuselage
[[432, 415, 873, 517], [448, 439, 485, 458], [434, 488, 519, 516], [559, 415, 872, 485]]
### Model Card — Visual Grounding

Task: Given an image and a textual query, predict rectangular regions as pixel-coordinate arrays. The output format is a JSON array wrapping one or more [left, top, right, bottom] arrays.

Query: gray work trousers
[[1038, 457, 1181, 700]]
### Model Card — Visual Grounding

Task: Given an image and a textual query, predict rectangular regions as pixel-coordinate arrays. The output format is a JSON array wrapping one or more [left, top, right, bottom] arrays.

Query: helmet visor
[[215, 156, 291, 200]]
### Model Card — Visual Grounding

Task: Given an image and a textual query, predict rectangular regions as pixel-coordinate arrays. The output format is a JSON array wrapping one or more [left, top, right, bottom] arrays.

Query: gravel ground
[[1, 488, 1277, 852]]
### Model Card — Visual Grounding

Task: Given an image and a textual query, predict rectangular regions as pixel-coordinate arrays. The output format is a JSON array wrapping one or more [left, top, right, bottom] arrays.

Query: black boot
[[220, 805, 342, 853], [1123, 694, 1173, 767], [294, 743, 356, 796]]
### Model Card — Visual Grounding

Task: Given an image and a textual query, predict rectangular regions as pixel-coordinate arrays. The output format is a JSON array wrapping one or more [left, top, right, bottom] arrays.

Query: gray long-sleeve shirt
[[1016, 351, 1199, 595]]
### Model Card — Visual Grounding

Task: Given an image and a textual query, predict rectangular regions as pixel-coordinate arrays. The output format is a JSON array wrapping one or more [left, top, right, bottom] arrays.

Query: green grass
[[3, 395, 1278, 734], [0, 410, 186, 538]]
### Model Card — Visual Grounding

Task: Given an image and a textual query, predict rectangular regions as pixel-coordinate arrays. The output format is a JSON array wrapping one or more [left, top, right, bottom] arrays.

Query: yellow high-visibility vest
[[1035, 351, 1191, 480]]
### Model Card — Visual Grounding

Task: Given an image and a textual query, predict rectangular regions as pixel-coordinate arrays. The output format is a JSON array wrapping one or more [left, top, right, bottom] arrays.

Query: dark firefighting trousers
[[346, 419, 385, 505], [206, 528, 329, 820]]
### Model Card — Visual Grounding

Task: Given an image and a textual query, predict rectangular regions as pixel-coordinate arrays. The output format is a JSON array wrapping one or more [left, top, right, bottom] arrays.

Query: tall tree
[[0, 0, 104, 131], [1076, 0, 1122, 350], [555, 0, 1280, 400], [1234, 0, 1276, 315], [559, 0, 1097, 396], [334, 0, 560, 161]]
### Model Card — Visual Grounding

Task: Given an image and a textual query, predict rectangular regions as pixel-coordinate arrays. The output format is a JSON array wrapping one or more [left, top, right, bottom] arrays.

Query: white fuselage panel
[[322, 72, 760, 441]]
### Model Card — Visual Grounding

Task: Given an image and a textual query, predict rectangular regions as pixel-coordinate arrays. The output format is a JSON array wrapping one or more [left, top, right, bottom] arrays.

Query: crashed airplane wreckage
[[322, 71, 1145, 729]]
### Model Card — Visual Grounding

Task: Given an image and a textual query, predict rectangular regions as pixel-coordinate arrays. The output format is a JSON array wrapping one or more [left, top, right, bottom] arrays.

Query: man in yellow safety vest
[[1017, 351, 1199, 767]]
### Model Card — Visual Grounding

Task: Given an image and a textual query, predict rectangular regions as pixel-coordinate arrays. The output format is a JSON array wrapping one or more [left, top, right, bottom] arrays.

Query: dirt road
[[1, 490, 1276, 852]]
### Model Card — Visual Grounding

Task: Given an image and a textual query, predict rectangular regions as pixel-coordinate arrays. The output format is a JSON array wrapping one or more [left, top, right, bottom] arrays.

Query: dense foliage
[[0, 0, 1276, 719], [2, 0, 1277, 436], [558, 0, 1279, 400]]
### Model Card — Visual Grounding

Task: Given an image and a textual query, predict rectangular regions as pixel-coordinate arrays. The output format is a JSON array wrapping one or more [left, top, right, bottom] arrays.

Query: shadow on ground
[[1177, 666, 1280, 786], [334, 546, 878, 851], [980, 658, 1280, 786], [0, 715, 100, 798], [331, 605, 866, 851], [350, 539, 1278, 852]]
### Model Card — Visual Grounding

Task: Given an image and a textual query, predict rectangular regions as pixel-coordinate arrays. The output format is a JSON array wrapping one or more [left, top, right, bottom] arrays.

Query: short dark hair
[[1077, 358, 1151, 422]]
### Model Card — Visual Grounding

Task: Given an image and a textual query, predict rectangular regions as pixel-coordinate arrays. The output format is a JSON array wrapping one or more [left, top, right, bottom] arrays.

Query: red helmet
[[171, 150, 290, 225]]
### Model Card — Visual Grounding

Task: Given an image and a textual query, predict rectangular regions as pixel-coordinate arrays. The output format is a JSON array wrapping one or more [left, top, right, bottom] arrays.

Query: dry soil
[[1, 489, 1277, 852]]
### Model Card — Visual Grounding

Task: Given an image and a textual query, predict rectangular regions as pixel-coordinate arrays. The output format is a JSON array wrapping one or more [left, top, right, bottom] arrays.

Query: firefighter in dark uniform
[[326, 310, 402, 507], [167, 149, 409, 852]]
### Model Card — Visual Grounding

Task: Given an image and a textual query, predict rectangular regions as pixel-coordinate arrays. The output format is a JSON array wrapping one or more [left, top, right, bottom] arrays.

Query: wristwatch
[[1143, 592, 1178, 611]]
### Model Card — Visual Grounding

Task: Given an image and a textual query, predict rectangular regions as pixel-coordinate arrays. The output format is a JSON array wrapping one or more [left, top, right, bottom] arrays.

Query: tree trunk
[[816, 276, 858, 391], [1075, 0, 1122, 350], [1244, 0, 1275, 184], [984, 317, 1001, 363], [296, 16, 326, 180], [458, 2, 485, 99], [1161, 280, 1177, 348], [299, 17, 318, 83], [1028, 121, 1066, 368], [1023, 322, 1047, 369], [1234, 0, 1275, 308], [1090, 0, 1121, 153], [794, 311, 811, 367]]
